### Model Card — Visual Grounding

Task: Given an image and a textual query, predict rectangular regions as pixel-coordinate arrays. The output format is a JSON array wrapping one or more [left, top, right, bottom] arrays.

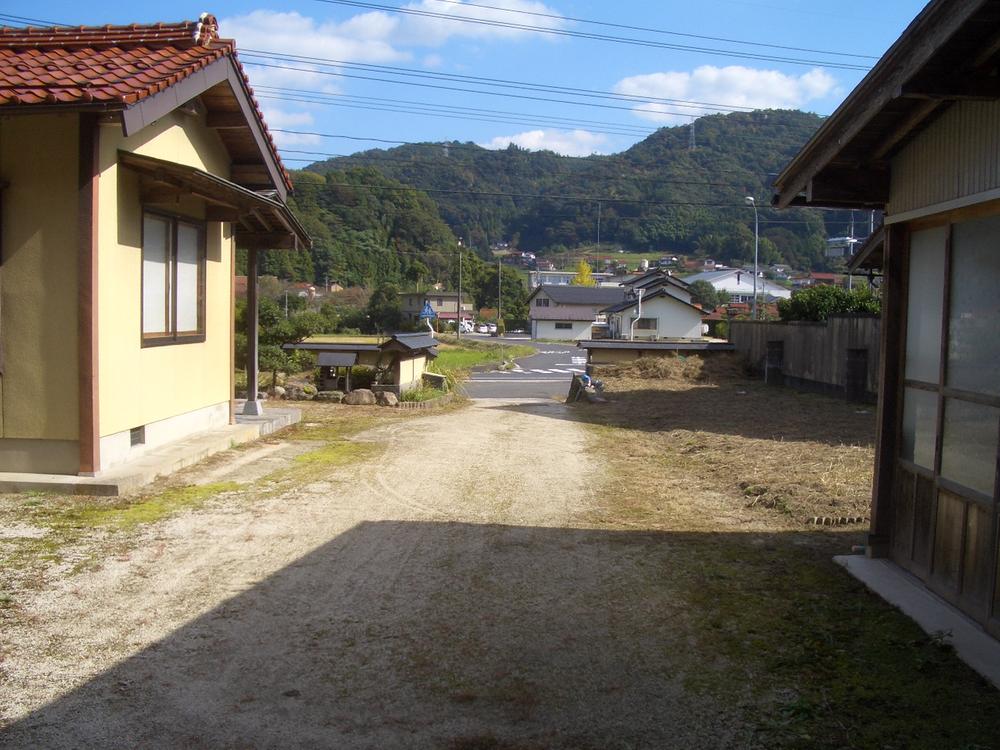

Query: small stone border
[[395, 393, 456, 410], [806, 515, 868, 526]]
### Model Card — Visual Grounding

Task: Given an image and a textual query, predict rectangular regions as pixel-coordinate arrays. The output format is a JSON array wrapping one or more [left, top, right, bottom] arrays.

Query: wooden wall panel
[[932, 490, 965, 592]]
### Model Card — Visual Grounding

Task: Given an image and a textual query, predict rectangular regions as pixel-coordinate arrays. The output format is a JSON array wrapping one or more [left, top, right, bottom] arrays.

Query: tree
[[365, 282, 402, 333], [236, 297, 326, 393], [570, 260, 596, 286], [777, 285, 881, 322], [688, 280, 725, 310]]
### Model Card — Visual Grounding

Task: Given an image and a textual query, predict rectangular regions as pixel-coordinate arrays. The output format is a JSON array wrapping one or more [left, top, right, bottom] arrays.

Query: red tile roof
[[0, 14, 290, 190]]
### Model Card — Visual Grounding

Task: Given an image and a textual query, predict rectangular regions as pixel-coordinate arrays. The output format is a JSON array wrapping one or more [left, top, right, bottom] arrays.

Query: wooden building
[[773, 0, 1000, 639]]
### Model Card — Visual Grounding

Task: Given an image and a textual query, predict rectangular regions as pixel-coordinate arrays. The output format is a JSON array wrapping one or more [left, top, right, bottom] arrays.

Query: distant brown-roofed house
[[0, 14, 309, 478]]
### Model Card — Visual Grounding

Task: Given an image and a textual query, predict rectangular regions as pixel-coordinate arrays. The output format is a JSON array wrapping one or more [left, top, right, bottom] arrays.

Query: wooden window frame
[[895, 214, 1000, 626], [140, 210, 207, 347]]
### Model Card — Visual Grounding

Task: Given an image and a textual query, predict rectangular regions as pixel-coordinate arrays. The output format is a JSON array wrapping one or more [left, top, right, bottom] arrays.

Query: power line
[[257, 90, 653, 138], [242, 49, 756, 114], [420, 0, 879, 61], [257, 86, 655, 136], [0, 13, 66, 26], [312, 0, 871, 71], [271, 125, 816, 167], [244, 58, 734, 120]]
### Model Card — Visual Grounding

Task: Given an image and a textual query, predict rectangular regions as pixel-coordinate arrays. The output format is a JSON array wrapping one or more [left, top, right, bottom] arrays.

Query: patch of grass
[[305, 334, 382, 344], [671, 537, 1000, 749], [260, 440, 379, 487], [400, 385, 446, 402], [430, 341, 535, 382], [38, 482, 241, 533]]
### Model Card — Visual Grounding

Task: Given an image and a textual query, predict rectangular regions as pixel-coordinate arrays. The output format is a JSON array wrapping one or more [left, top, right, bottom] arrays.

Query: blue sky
[[4, 1, 928, 160]]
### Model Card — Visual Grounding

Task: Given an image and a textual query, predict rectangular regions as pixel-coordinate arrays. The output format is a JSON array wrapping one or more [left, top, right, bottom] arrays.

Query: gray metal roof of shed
[[318, 352, 358, 367]]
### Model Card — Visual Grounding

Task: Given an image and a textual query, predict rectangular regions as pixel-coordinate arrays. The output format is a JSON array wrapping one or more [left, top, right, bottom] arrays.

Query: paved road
[[462, 339, 587, 399]]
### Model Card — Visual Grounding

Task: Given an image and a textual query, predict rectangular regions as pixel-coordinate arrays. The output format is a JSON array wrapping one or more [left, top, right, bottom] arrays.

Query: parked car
[[487, 322, 498, 334], [475, 323, 490, 334], [459, 320, 474, 333]]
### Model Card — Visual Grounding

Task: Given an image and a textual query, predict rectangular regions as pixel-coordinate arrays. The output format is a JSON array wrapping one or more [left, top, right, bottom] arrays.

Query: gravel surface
[[0, 399, 734, 749]]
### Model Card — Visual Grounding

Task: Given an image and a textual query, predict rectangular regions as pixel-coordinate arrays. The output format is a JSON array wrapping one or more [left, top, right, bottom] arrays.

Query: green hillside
[[301, 109, 856, 273]]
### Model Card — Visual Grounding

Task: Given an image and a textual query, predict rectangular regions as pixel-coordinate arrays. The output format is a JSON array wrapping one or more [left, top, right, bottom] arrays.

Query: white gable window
[[142, 213, 205, 344]]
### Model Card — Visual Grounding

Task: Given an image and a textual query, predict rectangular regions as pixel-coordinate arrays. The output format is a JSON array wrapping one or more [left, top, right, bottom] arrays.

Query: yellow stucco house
[[0, 16, 308, 476]]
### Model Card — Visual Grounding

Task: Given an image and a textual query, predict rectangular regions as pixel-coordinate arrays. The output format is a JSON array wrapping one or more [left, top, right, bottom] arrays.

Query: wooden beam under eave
[[872, 100, 943, 160], [206, 206, 241, 222], [897, 74, 1000, 100], [805, 166, 890, 208], [251, 208, 274, 232], [235, 231, 298, 250], [206, 111, 249, 129], [230, 164, 270, 184]]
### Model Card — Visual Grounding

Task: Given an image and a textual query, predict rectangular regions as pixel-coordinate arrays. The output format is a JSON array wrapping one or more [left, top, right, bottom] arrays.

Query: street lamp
[[745, 196, 759, 320]]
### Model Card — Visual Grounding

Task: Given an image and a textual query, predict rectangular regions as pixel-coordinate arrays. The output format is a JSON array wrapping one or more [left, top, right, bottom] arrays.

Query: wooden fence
[[729, 314, 881, 401]]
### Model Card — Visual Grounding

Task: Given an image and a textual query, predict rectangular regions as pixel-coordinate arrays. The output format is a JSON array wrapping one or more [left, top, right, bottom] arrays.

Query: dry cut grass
[[584, 353, 876, 526]]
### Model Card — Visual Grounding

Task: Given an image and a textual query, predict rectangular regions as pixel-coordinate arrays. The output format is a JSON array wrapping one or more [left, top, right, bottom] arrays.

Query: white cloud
[[221, 10, 409, 68], [260, 109, 320, 147], [482, 129, 608, 157], [613, 65, 839, 124], [396, 0, 567, 46], [423, 53, 445, 68]]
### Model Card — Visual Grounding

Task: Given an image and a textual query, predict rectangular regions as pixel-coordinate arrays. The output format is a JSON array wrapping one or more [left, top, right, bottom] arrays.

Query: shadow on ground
[[4, 521, 998, 749]]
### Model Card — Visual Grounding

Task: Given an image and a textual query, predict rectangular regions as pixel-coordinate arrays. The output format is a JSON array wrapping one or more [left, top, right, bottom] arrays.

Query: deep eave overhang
[[119, 150, 310, 251], [773, 0, 1000, 211], [0, 54, 290, 201], [847, 226, 885, 273]]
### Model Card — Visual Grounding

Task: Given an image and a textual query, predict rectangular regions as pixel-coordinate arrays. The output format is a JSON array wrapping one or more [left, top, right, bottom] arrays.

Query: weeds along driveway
[[1, 384, 999, 749]]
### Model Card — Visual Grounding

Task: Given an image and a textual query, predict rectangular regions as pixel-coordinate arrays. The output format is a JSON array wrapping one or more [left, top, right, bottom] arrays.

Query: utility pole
[[596, 200, 602, 253], [497, 260, 502, 323], [457, 242, 463, 340]]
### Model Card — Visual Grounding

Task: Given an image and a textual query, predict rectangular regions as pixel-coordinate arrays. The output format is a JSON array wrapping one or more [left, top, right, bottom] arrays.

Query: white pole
[[746, 196, 759, 320]]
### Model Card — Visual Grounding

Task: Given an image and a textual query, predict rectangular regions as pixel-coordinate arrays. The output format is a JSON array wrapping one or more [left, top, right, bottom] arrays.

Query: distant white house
[[527, 285, 626, 340], [683, 269, 792, 303], [528, 269, 615, 288], [602, 289, 704, 340]]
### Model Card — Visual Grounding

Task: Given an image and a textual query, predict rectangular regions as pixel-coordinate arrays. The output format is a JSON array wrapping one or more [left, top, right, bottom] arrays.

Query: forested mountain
[[301, 109, 860, 274], [276, 110, 862, 289]]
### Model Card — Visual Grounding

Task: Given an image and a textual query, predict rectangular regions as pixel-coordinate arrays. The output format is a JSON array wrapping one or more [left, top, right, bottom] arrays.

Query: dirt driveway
[[0, 398, 734, 749]]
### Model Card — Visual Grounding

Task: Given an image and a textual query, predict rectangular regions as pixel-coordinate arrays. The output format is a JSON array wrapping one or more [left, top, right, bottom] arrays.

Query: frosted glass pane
[[142, 216, 170, 335], [905, 226, 947, 383], [176, 223, 200, 333], [901, 387, 938, 469], [941, 399, 999, 496], [948, 216, 1000, 396]]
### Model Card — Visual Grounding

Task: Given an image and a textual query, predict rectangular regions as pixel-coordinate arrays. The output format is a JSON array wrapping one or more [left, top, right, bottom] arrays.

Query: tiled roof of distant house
[[0, 14, 290, 190], [528, 284, 626, 306]]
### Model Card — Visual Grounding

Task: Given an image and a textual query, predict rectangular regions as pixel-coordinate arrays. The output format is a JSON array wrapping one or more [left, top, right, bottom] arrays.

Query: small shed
[[286, 333, 439, 395]]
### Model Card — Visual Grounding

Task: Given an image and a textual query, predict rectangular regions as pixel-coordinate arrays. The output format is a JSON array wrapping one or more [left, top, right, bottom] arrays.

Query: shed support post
[[868, 225, 904, 558], [243, 246, 264, 416]]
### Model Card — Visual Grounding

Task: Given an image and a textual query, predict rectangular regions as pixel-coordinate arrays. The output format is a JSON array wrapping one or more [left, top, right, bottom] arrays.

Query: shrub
[[777, 285, 880, 322], [350, 366, 376, 389]]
